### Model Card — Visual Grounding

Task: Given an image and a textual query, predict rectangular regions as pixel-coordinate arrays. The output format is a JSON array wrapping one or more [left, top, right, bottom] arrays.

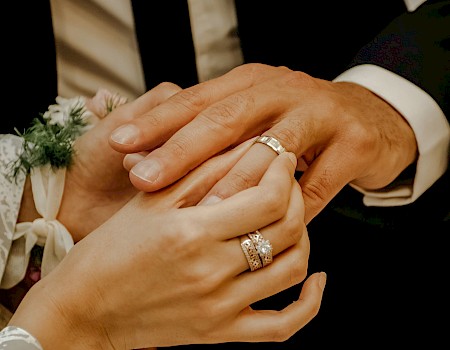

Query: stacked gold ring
[[240, 230, 273, 271], [248, 230, 273, 267], [240, 236, 263, 271]]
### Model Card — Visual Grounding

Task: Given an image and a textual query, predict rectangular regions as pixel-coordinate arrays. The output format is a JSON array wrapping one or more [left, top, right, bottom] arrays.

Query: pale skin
[[109, 63, 418, 224], [10, 148, 326, 349], [19, 83, 182, 241], [10, 84, 325, 349]]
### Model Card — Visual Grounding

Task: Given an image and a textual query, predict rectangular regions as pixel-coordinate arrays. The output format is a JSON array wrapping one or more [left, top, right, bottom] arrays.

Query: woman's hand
[[109, 63, 417, 223], [10, 145, 326, 349], [57, 83, 181, 241]]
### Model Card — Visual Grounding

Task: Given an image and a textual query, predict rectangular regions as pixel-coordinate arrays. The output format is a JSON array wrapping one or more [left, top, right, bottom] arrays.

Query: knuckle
[[301, 176, 332, 208], [234, 63, 267, 77], [186, 267, 218, 296], [348, 123, 377, 150], [165, 133, 197, 161], [187, 260, 224, 296], [283, 216, 303, 246], [171, 88, 208, 112], [283, 70, 317, 89], [269, 126, 300, 154], [237, 63, 291, 79], [263, 189, 288, 217], [265, 321, 294, 342], [274, 65, 293, 74], [139, 111, 164, 128], [162, 218, 201, 257], [197, 92, 253, 133], [153, 81, 182, 98], [222, 168, 260, 193], [310, 301, 322, 319], [155, 81, 181, 92], [289, 255, 308, 285]]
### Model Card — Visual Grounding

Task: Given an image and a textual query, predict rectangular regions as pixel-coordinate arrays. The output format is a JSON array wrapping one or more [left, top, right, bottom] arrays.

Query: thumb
[[77, 83, 182, 158], [143, 138, 255, 207], [298, 150, 353, 224], [103, 83, 182, 133]]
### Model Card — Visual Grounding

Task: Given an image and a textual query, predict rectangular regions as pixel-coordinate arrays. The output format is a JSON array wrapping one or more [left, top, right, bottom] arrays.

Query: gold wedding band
[[240, 236, 263, 271], [254, 135, 286, 155]]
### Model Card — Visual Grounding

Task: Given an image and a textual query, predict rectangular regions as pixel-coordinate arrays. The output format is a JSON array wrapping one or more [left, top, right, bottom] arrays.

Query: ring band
[[248, 230, 273, 267], [240, 236, 263, 271], [254, 135, 286, 155]]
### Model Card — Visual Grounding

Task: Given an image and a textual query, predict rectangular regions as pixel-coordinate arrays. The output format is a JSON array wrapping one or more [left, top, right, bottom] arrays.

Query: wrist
[[9, 275, 107, 350]]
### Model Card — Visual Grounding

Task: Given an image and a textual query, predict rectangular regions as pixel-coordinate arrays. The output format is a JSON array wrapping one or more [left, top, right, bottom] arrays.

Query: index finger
[[109, 64, 292, 191], [191, 152, 298, 240]]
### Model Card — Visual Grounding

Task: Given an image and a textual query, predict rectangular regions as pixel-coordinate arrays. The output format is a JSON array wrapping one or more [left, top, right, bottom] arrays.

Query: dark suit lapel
[[234, 0, 406, 80]]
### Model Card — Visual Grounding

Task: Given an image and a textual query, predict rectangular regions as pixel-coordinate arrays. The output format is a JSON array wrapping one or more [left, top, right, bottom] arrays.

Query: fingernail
[[110, 124, 140, 145], [131, 159, 161, 183], [124, 153, 146, 164], [318, 272, 327, 291], [201, 195, 222, 206]]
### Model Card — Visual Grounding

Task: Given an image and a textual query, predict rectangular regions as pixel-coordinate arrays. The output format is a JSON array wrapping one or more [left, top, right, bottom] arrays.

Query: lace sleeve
[[0, 326, 43, 349], [0, 134, 27, 287]]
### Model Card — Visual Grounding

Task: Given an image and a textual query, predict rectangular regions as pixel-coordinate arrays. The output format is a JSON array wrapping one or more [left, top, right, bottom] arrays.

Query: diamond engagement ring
[[247, 230, 273, 267], [240, 230, 273, 271], [254, 135, 286, 155]]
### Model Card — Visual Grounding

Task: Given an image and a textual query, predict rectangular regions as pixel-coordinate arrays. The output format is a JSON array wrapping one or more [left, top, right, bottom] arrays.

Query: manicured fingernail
[[110, 124, 140, 145], [201, 195, 222, 206], [124, 153, 146, 164], [131, 159, 161, 183], [318, 272, 327, 291], [123, 153, 147, 171]]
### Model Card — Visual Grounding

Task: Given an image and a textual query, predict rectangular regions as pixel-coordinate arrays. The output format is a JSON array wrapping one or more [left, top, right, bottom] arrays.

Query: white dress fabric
[[0, 326, 43, 350], [0, 135, 27, 288], [0, 137, 74, 291], [0, 137, 43, 348]]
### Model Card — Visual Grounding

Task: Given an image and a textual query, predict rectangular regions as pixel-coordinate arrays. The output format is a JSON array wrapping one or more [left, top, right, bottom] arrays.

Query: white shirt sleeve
[[333, 64, 450, 207]]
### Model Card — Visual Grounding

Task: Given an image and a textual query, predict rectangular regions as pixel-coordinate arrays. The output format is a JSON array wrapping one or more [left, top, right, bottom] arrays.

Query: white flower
[[10, 89, 129, 178], [85, 88, 128, 119], [42, 96, 94, 127]]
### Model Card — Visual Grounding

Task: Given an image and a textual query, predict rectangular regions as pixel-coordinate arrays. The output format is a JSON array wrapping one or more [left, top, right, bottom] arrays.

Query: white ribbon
[[0, 165, 74, 289]]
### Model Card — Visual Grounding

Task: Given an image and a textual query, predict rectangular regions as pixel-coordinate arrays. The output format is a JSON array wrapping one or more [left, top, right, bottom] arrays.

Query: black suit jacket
[[231, 0, 449, 235], [143, 2, 447, 348]]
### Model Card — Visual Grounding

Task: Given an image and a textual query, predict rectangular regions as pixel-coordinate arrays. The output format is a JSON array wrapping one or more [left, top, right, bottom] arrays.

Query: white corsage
[[9, 89, 127, 179], [1, 89, 127, 289]]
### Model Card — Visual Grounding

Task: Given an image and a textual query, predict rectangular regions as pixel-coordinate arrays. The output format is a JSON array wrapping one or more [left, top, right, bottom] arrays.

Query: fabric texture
[[0, 136, 27, 288], [0, 136, 74, 290], [0, 326, 43, 350]]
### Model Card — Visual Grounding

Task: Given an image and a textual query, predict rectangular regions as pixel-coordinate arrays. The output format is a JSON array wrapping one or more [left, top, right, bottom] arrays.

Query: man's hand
[[109, 63, 417, 223]]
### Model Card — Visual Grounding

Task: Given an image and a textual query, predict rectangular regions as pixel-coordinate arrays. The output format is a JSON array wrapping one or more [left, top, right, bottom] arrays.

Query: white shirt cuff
[[333, 64, 449, 207]]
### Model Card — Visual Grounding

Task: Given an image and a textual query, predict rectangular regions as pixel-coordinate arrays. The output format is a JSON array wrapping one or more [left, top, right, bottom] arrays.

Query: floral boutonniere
[[9, 88, 127, 180]]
